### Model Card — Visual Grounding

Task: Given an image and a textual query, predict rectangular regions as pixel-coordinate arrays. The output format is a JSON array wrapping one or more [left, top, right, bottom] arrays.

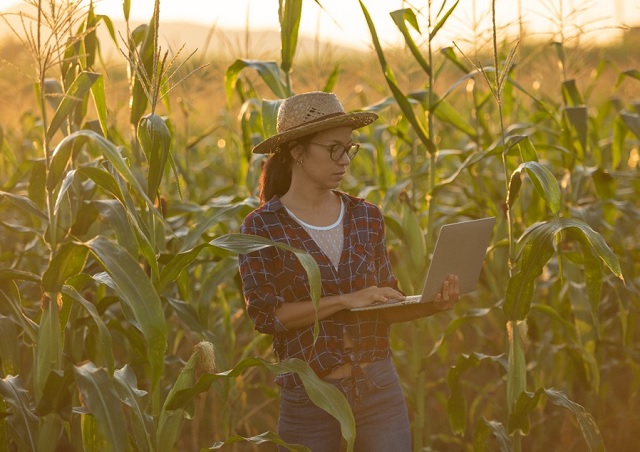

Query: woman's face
[[293, 126, 355, 190]]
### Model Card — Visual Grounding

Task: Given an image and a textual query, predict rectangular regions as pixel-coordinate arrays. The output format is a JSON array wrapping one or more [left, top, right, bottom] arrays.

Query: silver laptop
[[351, 217, 496, 311]]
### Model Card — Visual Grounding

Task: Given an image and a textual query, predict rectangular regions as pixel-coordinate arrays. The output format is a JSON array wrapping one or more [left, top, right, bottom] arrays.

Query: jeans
[[277, 357, 411, 452]]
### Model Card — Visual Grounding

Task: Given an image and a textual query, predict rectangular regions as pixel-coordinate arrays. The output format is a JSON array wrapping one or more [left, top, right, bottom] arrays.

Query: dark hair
[[259, 148, 293, 204], [258, 135, 314, 204]]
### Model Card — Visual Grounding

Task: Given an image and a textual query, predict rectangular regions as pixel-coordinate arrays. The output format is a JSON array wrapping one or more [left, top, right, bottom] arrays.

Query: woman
[[238, 91, 459, 451]]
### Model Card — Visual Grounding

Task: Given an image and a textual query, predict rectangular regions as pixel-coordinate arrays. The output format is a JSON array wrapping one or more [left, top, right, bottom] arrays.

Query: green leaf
[[0, 316, 19, 376], [429, 0, 460, 42], [78, 167, 126, 202], [508, 161, 561, 214], [0, 190, 48, 221], [543, 388, 605, 451], [564, 106, 588, 155], [440, 46, 470, 73], [129, 17, 156, 127], [507, 388, 604, 451], [90, 65, 109, 138], [0, 281, 39, 343], [137, 113, 172, 199], [74, 363, 128, 452], [561, 79, 584, 107], [615, 68, 640, 87], [322, 64, 341, 93], [568, 280, 600, 389], [512, 135, 539, 162], [93, 200, 138, 255], [261, 99, 283, 143], [47, 72, 101, 140], [400, 202, 425, 272], [360, 1, 435, 155], [53, 169, 76, 216], [207, 431, 309, 451], [35, 370, 73, 420], [0, 375, 38, 451], [113, 366, 154, 452], [35, 297, 63, 403], [42, 243, 89, 292], [620, 110, 640, 139], [506, 321, 527, 415], [504, 218, 623, 320], [390, 9, 431, 76], [225, 59, 289, 105], [167, 356, 355, 450], [62, 286, 115, 373], [84, 237, 167, 395], [0, 268, 41, 283], [279, 0, 302, 75], [473, 418, 510, 452], [156, 344, 201, 450], [51, 130, 167, 228], [446, 353, 506, 434], [211, 233, 320, 307]]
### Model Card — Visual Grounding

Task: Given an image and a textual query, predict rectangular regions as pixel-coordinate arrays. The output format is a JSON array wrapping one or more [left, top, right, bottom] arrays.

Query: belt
[[326, 360, 371, 379]]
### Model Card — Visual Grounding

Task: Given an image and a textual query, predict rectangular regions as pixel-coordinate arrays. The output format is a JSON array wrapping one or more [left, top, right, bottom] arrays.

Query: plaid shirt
[[238, 191, 400, 389]]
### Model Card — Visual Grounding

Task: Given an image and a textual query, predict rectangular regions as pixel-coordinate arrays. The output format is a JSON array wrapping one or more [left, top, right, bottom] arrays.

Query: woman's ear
[[289, 141, 304, 161]]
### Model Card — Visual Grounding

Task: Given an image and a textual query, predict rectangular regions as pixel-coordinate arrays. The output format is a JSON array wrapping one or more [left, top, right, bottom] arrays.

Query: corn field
[[0, 0, 638, 451]]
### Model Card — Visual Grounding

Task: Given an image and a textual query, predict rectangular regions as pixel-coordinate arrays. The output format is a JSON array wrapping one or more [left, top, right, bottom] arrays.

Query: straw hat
[[251, 91, 378, 154]]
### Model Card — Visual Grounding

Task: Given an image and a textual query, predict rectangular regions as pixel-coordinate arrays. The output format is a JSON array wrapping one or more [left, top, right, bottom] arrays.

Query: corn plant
[[0, 1, 344, 451], [1, 0, 638, 451]]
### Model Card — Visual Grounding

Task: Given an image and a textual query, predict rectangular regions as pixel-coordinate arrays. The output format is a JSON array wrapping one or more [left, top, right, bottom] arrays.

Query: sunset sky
[[1, 0, 639, 49]]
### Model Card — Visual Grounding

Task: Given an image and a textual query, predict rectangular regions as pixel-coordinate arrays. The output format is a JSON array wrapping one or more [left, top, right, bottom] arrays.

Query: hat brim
[[252, 111, 378, 154]]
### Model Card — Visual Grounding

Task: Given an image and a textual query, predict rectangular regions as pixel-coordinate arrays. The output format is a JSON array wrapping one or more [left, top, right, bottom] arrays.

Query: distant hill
[[0, 4, 365, 62]]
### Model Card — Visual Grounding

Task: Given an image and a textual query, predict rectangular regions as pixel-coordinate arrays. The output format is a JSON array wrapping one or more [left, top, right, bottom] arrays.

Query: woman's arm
[[275, 285, 404, 329]]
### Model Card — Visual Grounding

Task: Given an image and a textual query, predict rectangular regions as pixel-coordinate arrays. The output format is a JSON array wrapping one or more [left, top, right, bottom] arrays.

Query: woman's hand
[[433, 274, 459, 311], [341, 286, 405, 309]]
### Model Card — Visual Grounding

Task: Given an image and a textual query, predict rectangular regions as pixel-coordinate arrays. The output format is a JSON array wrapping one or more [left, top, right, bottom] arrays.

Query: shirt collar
[[262, 190, 361, 213]]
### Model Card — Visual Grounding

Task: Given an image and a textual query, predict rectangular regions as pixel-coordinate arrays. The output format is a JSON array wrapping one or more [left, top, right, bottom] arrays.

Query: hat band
[[281, 111, 346, 133]]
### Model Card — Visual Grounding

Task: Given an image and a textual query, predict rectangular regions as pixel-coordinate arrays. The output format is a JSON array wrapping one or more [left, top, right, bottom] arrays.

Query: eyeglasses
[[309, 142, 360, 161]]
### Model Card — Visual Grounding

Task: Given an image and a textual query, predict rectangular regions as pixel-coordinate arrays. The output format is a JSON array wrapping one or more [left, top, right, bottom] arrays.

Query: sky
[[1, 0, 639, 50]]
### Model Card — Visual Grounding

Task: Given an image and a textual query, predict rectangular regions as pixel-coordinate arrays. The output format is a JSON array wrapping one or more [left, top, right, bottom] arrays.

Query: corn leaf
[[46, 72, 101, 140], [360, 1, 436, 155], [207, 431, 309, 451], [0, 375, 38, 451], [0, 282, 39, 343], [0, 191, 48, 221], [620, 110, 640, 139], [508, 388, 604, 451], [34, 297, 63, 403], [390, 9, 431, 76], [84, 237, 167, 395], [0, 316, 19, 376], [167, 356, 355, 451], [447, 353, 506, 434], [74, 362, 128, 452], [34, 370, 73, 420], [114, 366, 154, 452], [156, 345, 200, 450], [279, 0, 302, 75], [506, 321, 527, 414], [507, 160, 561, 215], [504, 218, 623, 320], [473, 418, 510, 452], [62, 285, 115, 373], [225, 59, 289, 105], [42, 242, 89, 292]]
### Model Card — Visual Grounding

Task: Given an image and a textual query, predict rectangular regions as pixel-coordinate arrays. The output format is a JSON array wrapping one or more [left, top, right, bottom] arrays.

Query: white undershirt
[[285, 200, 345, 270]]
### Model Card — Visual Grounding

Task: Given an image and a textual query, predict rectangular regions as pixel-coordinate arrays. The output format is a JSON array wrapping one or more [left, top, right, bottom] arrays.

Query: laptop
[[350, 217, 496, 311]]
